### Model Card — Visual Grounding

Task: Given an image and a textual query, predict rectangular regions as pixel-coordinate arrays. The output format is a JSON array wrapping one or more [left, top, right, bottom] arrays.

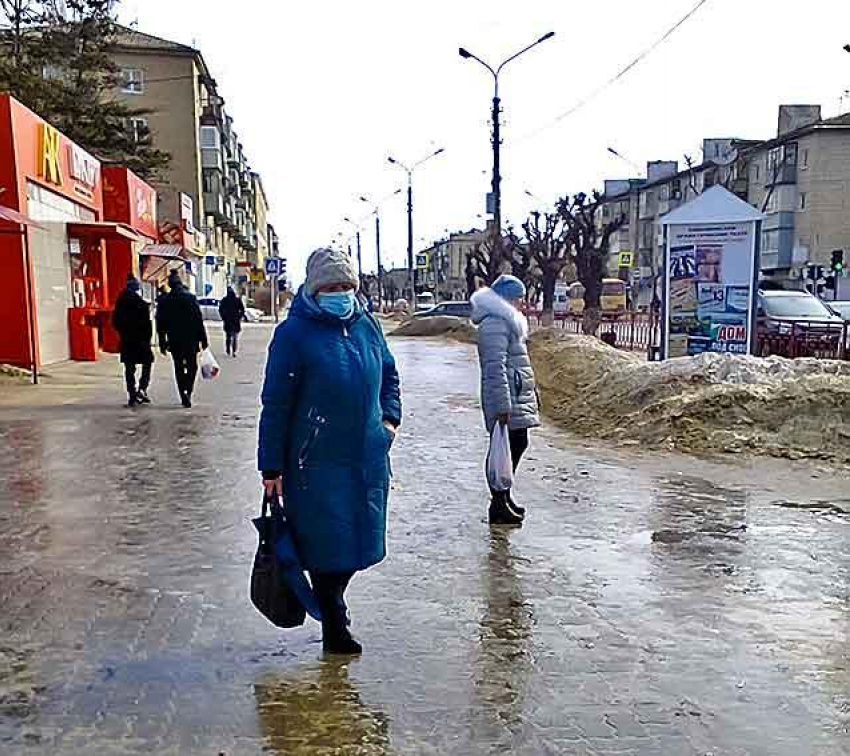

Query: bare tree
[[465, 232, 511, 295], [521, 210, 570, 326], [556, 192, 626, 334]]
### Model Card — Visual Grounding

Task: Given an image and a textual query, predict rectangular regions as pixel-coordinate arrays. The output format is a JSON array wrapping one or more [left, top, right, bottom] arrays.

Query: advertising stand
[[660, 186, 763, 360]]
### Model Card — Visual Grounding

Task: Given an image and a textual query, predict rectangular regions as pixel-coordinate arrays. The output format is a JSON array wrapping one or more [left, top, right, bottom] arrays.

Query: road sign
[[416, 253, 429, 270], [264, 257, 282, 276], [618, 250, 634, 267]]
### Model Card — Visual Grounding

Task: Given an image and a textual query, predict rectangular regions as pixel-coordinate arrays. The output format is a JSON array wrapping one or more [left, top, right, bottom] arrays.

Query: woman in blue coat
[[258, 248, 401, 654]]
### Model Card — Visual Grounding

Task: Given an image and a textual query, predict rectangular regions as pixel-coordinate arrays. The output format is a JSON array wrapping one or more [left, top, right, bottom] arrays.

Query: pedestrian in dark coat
[[258, 247, 402, 655], [156, 269, 209, 408], [218, 286, 246, 357], [112, 274, 154, 407]]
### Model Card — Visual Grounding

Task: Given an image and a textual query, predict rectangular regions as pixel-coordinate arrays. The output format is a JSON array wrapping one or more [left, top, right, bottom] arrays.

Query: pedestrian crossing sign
[[618, 251, 634, 268]]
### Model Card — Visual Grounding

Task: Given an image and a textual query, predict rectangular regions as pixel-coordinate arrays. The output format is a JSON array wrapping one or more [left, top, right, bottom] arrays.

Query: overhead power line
[[517, 0, 712, 144]]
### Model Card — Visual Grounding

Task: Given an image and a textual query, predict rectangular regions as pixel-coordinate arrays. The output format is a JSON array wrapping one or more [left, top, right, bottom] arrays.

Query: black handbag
[[250, 492, 307, 629]]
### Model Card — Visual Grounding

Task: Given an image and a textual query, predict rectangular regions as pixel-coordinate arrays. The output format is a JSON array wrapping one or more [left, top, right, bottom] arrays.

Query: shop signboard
[[127, 171, 157, 240], [180, 193, 195, 234], [661, 186, 763, 359], [1, 96, 103, 215], [102, 166, 157, 240]]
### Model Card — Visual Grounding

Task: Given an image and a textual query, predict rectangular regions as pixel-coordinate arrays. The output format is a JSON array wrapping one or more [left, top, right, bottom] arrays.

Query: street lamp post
[[387, 148, 445, 301], [343, 217, 363, 281], [459, 32, 555, 257], [360, 190, 402, 311]]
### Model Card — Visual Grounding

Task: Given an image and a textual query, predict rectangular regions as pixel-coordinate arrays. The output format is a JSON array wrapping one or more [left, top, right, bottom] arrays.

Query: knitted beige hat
[[304, 247, 359, 296]]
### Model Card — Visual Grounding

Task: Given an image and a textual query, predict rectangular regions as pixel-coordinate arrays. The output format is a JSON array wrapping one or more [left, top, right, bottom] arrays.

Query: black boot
[[315, 575, 362, 655], [507, 492, 526, 517], [489, 492, 524, 526]]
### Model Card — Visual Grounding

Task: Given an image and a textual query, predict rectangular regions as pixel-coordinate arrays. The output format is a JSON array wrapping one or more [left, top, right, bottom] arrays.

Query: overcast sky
[[120, 0, 850, 284]]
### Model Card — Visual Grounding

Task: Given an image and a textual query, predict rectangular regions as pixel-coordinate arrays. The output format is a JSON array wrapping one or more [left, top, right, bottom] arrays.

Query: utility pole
[[407, 177, 414, 299], [459, 32, 555, 274], [388, 149, 445, 303], [355, 230, 363, 282], [375, 214, 383, 309], [491, 93, 501, 239]]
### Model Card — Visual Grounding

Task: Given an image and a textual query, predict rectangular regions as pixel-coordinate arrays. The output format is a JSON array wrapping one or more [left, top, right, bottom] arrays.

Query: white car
[[197, 297, 263, 323]]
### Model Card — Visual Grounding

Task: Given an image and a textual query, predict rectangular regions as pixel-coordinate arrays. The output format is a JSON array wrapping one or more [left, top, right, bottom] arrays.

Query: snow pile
[[529, 330, 850, 462], [393, 316, 477, 343]]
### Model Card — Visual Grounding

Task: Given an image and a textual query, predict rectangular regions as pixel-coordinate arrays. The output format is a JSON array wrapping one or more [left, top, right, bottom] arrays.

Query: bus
[[568, 279, 628, 315]]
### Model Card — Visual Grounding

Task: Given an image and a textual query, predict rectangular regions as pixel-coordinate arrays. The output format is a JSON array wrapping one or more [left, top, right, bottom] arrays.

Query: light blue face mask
[[317, 290, 356, 319]]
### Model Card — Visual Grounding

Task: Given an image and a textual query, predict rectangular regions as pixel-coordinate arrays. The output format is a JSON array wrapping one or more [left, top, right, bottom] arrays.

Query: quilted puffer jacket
[[471, 287, 540, 433]]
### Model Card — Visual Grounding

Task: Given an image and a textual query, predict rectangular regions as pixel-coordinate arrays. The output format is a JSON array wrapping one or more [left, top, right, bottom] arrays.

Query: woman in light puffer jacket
[[471, 274, 540, 526]]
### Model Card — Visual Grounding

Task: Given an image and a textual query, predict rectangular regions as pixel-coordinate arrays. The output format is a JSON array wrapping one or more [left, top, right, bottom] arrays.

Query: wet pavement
[[1, 324, 850, 755]]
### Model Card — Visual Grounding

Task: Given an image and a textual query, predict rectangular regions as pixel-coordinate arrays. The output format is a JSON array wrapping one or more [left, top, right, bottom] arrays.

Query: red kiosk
[[0, 95, 156, 369]]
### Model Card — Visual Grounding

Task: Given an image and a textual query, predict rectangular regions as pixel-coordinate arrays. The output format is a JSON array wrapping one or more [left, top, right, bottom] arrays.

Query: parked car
[[413, 301, 472, 319], [827, 300, 850, 321], [757, 289, 845, 356], [393, 298, 410, 315], [415, 291, 436, 312], [197, 297, 263, 323]]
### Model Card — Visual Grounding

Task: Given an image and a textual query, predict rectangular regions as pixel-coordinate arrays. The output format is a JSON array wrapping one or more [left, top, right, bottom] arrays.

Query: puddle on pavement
[[254, 661, 392, 755]]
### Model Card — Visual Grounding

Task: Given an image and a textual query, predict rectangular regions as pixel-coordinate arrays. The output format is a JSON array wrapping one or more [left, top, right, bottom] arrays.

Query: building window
[[799, 192, 807, 211], [127, 117, 148, 143], [801, 148, 809, 169], [200, 125, 220, 149], [751, 162, 761, 181], [765, 191, 778, 213], [671, 179, 682, 200], [121, 68, 144, 94]]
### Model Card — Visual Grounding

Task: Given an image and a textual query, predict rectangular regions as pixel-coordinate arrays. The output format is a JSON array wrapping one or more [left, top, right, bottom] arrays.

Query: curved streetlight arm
[[496, 32, 555, 77], [413, 147, 445, 171], [458, 48, 496, 80]]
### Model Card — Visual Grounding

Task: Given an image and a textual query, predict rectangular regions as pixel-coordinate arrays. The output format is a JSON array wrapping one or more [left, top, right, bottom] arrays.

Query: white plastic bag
[[487, 423, 514, 492], [200, 348, 220, 380]]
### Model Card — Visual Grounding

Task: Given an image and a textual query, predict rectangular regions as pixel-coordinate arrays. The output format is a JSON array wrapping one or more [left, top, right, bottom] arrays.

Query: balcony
[[766, 163, 798, 186], [201, 147, 223, 171], [203, 190, 224, 221], [201, 99, 224, 126]]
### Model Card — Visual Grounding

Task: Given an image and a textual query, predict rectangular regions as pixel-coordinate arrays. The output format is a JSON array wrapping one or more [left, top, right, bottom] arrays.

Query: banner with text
[[665, 222, 756, 358]]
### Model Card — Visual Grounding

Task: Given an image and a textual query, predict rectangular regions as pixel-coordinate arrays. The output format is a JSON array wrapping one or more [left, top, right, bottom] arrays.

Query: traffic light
[[831, 249, 844, 273]]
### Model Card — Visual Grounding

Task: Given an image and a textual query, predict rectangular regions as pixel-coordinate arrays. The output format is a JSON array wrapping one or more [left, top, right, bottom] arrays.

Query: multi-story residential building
[[418, 227, 488, 300], [745, 106, 850, 284], [111, 27, 271, 299], [597, 105, 850, 306]]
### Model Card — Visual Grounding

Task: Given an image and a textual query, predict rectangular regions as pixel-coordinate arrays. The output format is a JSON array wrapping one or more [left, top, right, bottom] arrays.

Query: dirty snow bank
[[529, 330, 850, 462], [393, 316, 477, 343]]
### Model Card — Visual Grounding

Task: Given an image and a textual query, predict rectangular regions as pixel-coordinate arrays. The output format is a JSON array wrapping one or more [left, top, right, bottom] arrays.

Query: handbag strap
[[262, 490, 286, 518]]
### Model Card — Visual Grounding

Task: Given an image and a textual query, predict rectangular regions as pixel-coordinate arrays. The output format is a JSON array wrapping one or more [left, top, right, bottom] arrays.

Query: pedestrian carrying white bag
[[200, 348, 220, 380], [487, 423, 514, 492]]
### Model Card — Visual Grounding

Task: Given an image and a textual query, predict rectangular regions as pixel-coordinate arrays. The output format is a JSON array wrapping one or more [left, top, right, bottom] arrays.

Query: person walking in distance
[[112, 274, 154, 407], [156, 269, 209, 408], [471, 275, 540, 526], [218, 286, 245, 357], [258, 248, 401, 655]]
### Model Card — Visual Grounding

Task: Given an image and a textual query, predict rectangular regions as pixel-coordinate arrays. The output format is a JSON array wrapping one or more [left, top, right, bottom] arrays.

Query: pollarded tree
[[521, 209, 572, 326], [556, 192, 626, 334]]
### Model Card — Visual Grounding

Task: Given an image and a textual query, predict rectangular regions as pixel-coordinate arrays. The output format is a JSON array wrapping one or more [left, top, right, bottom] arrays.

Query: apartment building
[[418, 227, 488, 300], [596, 105, 850, 306], [111, 27, 271, 299]]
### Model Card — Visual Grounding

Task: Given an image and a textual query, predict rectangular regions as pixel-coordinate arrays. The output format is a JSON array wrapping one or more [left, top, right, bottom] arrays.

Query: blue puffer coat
[[258, 289, 402, 574]]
